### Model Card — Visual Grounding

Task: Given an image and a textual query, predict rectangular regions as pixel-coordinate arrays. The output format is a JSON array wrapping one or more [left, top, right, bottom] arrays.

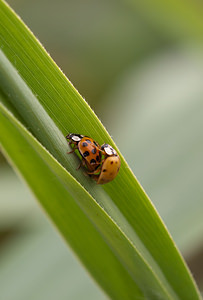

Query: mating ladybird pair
[[66, 133, 120, 184]]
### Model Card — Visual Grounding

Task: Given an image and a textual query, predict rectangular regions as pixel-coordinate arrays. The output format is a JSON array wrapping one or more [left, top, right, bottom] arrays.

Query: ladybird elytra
[[96, 155, 121, 184], [66, 133, 102, 172]]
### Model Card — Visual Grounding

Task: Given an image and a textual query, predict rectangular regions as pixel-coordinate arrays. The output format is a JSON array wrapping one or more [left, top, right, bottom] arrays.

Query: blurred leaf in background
[[6, 0, 166, 105], [1, 0, 203, 298], [0, 166, 106, 300]]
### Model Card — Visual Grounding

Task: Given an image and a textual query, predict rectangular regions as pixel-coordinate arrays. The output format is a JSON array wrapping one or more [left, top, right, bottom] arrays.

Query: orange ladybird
[[91, 144, 121, 184], [66, 133, 101, 171], [66, 134, 121, 184]]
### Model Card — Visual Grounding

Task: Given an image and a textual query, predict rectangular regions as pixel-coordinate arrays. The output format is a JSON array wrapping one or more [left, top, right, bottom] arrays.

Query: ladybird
[[66, 133, 102, 171], [88, 144, 121, 184], [66, 133, 120, 184]]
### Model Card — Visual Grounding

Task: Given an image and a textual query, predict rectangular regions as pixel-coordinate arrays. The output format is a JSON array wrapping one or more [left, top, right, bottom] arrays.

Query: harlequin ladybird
[[93, 144, 121, 184], [66, 134, 120, 184], [66, 133, 102, 171]]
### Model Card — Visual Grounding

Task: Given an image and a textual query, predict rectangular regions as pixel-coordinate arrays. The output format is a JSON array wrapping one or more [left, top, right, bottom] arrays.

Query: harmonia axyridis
[[66, 134, 120, 184], [66, 133, 102, 171], [91, 144, 121, 184]]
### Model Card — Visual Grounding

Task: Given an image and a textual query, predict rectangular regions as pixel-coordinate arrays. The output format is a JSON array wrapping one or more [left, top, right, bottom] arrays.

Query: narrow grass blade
[[0, 102, 144, 300], [0, 1, 201, 299]]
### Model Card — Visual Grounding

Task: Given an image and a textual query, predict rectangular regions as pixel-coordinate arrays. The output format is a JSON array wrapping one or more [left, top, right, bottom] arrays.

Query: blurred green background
[[0, 0, 203, 299]]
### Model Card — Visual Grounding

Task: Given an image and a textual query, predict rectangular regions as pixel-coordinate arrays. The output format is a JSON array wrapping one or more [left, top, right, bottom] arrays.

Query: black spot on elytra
[[102, 169, 107, 172], [92, 148, 96, 154], [110, 161, 114, 164], [90, 159, 96, 164], [86, 139, 91, 143], [83, 151, 90, 157], [82, 142, 88, 147], [96, 155, 100, 162]]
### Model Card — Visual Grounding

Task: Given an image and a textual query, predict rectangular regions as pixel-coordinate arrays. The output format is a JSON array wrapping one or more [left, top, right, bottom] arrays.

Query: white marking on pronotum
[[72, 135, 82, 142]]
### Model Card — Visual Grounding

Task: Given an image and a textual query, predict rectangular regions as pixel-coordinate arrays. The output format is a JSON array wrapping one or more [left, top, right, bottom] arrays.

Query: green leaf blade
[[0, 1, 201, 299], [0, 102, 144, 300], [0, 100, 181, 300]]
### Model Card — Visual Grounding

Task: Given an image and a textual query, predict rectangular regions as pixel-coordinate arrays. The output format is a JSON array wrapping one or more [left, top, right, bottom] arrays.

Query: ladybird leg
[[87, 167, 101, 175], [76, 161, 82, 170], [99, 149, 106, 160], [67, 148, 75, 154], [83, 171, 89, 177], [67, 140, 73, 145], [76, 158, 86, 170], [67, 144, 77, 154], [92, 175, 99, 183]]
